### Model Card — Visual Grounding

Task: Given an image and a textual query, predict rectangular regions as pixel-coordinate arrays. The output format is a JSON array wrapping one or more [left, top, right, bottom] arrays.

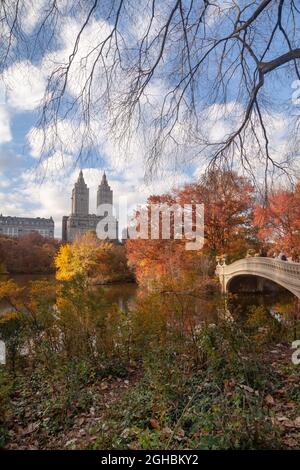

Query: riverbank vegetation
[[55, 232, 134, 284], [0, 170, 300, 449], [0, 275, 299, 449], [0, 233, 60, 274], [0, 231, 133, 284]]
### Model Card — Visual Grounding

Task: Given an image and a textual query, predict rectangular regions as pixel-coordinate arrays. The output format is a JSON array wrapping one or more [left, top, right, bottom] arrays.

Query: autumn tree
[[178, 170, 257, 259], [0, 233, 60, 274], [126, 232, 213, 291], [126, 170, 256, 290], [55, 231, 132, 283], [2, 1, 300, 184], [254, 182, 300, 255]]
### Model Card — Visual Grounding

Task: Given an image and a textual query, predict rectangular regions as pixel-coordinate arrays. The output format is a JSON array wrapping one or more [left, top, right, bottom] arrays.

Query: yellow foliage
[[0, 311, 18, 324], [0, 280, 25, 308], [55, 232, 132, 283], [55, 244, 74, 280]]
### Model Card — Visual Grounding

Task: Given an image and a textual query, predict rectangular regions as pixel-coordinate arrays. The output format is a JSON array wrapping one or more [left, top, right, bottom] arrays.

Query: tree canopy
[[1, 1, 300, 186]]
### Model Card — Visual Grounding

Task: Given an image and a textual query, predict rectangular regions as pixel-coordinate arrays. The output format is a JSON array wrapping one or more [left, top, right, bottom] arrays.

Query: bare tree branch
[[1, 0, 300, 188]]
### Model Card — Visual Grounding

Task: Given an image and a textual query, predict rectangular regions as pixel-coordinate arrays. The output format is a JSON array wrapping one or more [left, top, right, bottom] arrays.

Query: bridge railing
[[218, 257, 300, 280], [216, 257, 300, 297]]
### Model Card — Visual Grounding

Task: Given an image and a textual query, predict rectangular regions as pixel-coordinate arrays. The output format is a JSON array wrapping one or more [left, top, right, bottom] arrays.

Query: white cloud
[[20, 13, 185, 179], [206, 1, 232, 27], [39, 152, 74, 174], [0, 190, 30, 216], [3, 60, 46, 111], [2, 1, 296, 237], [41, 16, 114, 100], [0, 147, 22, 172], [7, 157, 191, 239], [0, 178, 10, 189], [20, 0, 49, 34], [27, 120, 90, 158], [9, 171, 72, 237], [0, 105, 11, 143]]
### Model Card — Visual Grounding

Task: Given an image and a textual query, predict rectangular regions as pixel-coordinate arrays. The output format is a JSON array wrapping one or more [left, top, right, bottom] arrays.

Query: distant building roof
[[0, 215, 54, 225]]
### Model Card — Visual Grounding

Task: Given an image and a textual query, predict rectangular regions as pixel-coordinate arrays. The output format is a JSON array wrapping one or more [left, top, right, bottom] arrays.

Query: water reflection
[[229, 291, 297, 322], [0, 274, 297, 322], [99, 283, 137, 313], [0, 274, 137, 315]]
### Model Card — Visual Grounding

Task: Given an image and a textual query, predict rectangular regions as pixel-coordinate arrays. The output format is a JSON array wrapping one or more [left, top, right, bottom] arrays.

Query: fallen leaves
[[4, 369, 141, 450], [149, 418, 160, 431], [18, 422, 39, 436], [278, 417, 300, 430], [264, 394, 275, 407]]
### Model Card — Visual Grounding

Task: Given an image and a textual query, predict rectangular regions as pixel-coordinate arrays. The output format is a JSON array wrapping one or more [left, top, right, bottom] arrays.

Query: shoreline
[[0, 272, 137, 287]]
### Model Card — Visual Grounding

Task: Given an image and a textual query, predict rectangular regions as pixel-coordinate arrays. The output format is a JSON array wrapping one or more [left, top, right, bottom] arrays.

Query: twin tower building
[[62, 170, 118, 242]]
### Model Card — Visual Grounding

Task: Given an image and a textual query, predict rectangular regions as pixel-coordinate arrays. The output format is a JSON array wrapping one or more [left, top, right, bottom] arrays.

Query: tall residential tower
[[97, 172, 113, 206], [71, 170, 89, 216], [62, 171, 118, 242]]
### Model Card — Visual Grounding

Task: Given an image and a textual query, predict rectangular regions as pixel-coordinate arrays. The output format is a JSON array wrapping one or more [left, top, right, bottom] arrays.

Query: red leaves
[[254, 183, 300, 255], [0, 233, 60, 274], [126, 170, 255, 286]]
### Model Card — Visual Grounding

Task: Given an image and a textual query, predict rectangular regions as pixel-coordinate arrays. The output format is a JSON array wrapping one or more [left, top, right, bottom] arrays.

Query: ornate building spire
[[97, 171, 113, 207], [78, 169, 84, 183], [62, 170, 118, 242], [71, 170, 89, 216]]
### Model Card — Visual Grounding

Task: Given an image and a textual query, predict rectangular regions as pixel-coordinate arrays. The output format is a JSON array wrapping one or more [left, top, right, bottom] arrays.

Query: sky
[[0, 1, 197, 239], [0, 86, 193, 238], [0, 54, 194, 239], [0, 0, 299, 238]]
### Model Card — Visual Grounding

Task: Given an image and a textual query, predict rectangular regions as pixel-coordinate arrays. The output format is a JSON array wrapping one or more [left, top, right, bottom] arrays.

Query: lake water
[[0, 274, 137, 315], [0, 274, 297, 320]]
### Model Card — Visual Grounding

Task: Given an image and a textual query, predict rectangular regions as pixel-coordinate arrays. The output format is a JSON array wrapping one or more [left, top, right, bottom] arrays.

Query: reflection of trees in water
[[0, 274, 55, 315], [2, 274, 298, 333], [0, 275, 137, 315], [95, 283, 137, 314], [229, 291, 299, 336], [272, 296, 300, 340], [230, 291, 294, 311]]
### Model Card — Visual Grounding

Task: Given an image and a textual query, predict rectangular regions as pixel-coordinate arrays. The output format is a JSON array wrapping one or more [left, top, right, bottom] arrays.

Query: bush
[[90, 316, 283, 450], [0, 369, 12, 448]]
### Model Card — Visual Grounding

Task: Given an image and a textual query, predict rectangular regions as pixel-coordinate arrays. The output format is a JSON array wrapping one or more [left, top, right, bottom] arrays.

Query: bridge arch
[[216, 258, 300, 299]]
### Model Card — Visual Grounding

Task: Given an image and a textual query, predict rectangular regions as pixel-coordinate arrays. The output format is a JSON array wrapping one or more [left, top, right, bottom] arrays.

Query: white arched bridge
[[216, 257, 300, 299]]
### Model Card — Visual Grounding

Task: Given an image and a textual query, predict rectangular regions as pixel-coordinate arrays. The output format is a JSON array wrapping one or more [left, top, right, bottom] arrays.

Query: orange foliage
[[178, 170, 255, 258], [0, 233, 60, 274], [254, 183, 300, 255], [126, 170, 254, 288]]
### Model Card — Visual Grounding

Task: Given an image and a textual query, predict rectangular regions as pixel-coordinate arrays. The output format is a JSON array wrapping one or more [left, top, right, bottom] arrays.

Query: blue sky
[[0, 0, 299, 238], [0, 79, 192, 238]]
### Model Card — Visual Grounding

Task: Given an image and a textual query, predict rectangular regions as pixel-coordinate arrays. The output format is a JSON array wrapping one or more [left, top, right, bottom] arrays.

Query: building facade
[[62, 170, 118, 242], [0, 215, 54, 238]]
